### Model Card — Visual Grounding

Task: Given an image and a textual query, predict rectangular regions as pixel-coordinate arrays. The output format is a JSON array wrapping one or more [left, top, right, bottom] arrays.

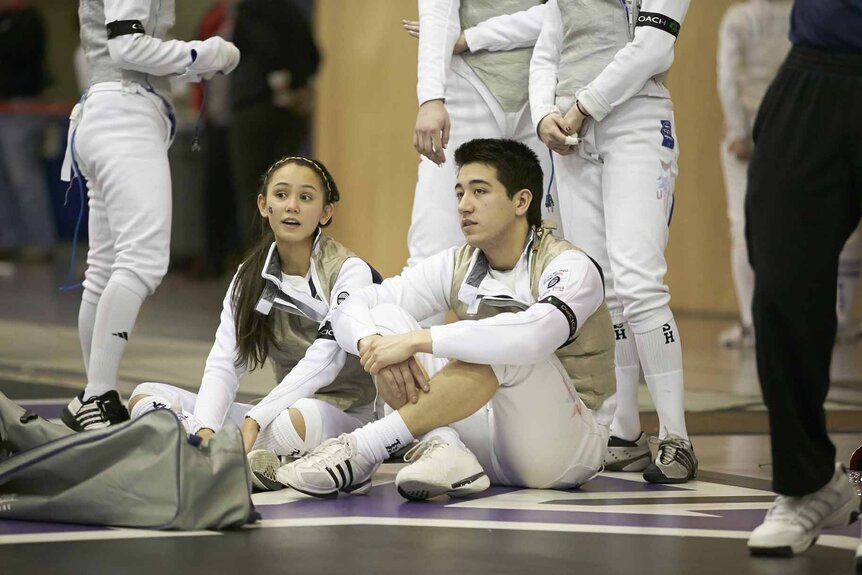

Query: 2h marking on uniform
[[662, 323, 675, 344], [613, 323, 627, 341]]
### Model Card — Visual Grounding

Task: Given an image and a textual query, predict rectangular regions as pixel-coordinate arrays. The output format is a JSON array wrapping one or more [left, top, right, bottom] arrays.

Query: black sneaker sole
[[643, 466, 698, 484], [285, 482, 339, 499], [252, 472, 285, 492], [749, 536, 818, 558], [748, 545, 795, 558]]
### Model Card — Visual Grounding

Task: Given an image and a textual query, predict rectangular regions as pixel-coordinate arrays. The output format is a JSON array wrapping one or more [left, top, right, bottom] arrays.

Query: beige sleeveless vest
[[459, 0, 545, 112], [263, 236, 376, 411], [449, 228, 616, 409]]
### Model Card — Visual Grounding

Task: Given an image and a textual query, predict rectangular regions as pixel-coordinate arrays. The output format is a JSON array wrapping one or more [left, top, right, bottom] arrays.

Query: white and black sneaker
[[61, 390, 130, 432], [277, 434, 379, 498], [603, 432, 651, 472], [748, 463, 861, 557], [642, 434, 697, 484], [395, 437, 490, 501], [247, 449, 285, 492]]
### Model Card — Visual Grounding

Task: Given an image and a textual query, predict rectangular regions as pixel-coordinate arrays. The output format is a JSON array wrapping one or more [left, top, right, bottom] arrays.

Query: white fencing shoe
[[395, 437, 490, 501]]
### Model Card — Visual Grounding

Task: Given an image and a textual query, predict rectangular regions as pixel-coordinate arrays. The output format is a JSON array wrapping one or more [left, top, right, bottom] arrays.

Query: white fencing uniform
[[407, 0, 561, 271], [131, 236, 378, 456], [66, 0, 239, 400], [531, 0, 693, 444], [332, 232, 612, 489], [718, 0, 861, 330]]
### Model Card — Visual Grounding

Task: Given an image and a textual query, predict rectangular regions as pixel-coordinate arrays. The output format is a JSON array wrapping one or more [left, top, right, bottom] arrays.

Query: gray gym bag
[[0, 393, 258, 530]]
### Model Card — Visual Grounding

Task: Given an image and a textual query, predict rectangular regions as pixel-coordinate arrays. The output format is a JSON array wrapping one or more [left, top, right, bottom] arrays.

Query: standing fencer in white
[[531, 0, 696, 483], [407, 0, 561, 286], [717, 0, 862, 348], [60, 0, 240, 431]]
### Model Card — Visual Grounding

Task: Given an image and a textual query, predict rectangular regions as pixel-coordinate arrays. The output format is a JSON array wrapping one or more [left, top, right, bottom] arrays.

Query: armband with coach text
[[635, 12, 680, 37]]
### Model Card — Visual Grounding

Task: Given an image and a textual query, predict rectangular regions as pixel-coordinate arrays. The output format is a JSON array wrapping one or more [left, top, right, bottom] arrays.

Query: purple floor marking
[[19, 403, 64, 420]]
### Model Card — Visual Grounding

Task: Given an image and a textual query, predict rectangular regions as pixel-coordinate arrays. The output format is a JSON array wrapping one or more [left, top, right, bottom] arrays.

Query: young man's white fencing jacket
[[332, 227, 616, 410]]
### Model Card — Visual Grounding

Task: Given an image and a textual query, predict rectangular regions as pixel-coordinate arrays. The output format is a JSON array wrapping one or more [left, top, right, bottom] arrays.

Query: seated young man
[[278, 138, 617, 499]]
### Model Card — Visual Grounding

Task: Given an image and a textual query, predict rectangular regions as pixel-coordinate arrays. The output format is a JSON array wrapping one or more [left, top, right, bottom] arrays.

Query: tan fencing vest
[[449, 228, 616, 409], [459, 0, 545, 112], [262, 236, 376, 411]]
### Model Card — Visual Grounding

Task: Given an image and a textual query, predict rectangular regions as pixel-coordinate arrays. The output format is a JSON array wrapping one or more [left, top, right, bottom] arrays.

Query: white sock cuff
[[628, 306, 675, 335], [130, 394, 173, 419], [421, 426, 463, 448]]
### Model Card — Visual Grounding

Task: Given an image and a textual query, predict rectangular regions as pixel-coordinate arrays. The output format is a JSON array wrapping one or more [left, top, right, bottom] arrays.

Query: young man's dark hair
[[454, 139, 544, 228]]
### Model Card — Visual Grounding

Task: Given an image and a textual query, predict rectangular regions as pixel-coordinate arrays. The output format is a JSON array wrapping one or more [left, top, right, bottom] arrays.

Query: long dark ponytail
[[231, 156, 340, 371]]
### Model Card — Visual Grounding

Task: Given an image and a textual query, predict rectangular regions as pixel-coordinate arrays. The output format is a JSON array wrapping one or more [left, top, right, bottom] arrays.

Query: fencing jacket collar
[[457, 229, 538, 315], [254, 230, 329, 322]]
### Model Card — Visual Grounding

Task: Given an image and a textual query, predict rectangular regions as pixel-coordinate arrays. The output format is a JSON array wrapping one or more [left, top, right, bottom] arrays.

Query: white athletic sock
[[609, 319, 642, 442], [256, 411, 309, 457], [130, 394, 174, 419], [422, 426, 465, 448], [129, 394, 197, 433], [83, 281, 145, 399], [730, 240, 754, 328], [351, 411, 414, 465], [634, 317, 688, 440], [78, 298, 98, 378]]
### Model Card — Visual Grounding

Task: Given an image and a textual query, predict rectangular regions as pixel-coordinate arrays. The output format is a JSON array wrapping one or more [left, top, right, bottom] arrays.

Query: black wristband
[[576, 100, 590, 117], [539, 295, 579, 348], [106, 20, 145, 40]]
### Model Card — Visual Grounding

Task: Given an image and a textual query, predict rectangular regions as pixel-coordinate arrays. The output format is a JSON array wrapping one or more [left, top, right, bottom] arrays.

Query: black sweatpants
[[746, 45, 862, 496]]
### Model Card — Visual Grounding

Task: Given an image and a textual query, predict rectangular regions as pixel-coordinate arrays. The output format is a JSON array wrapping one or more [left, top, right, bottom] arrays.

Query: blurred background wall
[[23, 0, 810, 316]]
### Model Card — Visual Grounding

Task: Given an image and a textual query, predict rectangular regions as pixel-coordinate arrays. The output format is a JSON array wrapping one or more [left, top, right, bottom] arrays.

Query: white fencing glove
[[182, 36, 240, 82]]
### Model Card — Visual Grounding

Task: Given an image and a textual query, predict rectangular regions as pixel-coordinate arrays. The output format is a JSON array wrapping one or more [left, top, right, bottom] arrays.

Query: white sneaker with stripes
[[277, 434, 379, 498]]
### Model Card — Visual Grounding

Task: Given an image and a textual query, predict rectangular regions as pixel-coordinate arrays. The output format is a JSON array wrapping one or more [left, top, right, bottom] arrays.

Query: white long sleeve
[[244, 258, 374, 429], [464, 4, 547, 53], [333, 248, 605, 367], [417, 0, 462, 105], [530, 0, 563, 129], [577, 0, 691, 122], [717, 6, 749, 141], [194, 275, 247, 432], [332, 249, 456, 355], [103, 0, 200, 76], [431, 251, 604, 365]]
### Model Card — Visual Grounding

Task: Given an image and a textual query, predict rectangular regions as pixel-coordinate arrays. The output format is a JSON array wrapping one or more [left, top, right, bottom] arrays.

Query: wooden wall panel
[[314, 1, 420, 278]]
